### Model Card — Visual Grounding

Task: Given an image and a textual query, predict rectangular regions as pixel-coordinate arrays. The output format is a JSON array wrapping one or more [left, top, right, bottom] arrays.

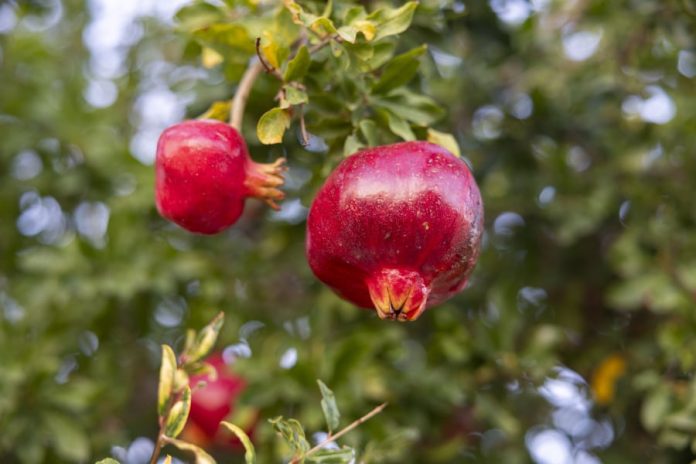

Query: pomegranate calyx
[[244, 158, 287, 210], [366, 268, 430, 321]]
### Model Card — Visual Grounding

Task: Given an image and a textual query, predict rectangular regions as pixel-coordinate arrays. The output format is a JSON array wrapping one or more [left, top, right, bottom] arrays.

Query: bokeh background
[[1, 0, 696, 463]]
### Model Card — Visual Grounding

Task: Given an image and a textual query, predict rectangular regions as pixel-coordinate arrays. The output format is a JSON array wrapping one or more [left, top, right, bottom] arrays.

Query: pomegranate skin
[[306, 141, 483, 321], [155, 119, 285, 234]]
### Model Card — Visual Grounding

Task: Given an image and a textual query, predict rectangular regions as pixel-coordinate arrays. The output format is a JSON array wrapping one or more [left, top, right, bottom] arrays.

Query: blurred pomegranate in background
[[181, 352, 257, 450]]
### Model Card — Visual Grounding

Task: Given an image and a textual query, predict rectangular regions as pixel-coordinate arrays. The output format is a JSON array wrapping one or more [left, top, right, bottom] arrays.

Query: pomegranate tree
[[155, 120, 285, 234], [306, 141, 483, 321]]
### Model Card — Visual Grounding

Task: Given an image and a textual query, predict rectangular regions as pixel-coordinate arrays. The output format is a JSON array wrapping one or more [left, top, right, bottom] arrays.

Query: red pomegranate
[[182, 353, 255, 449], [306, 141, 483, 321], [155, 120, 285, 234]]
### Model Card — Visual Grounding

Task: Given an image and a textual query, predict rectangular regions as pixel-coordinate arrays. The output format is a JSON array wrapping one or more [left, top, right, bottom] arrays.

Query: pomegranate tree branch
[[230, 58, 264, 131], [289, 402, 388, 464], [230, 34, 336, 131]]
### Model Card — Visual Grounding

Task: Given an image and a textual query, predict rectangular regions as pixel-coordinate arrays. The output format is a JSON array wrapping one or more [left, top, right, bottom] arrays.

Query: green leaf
[[343, 133, 365, 157], [375, 89, 444, 126], [192, 24, 255, 54], [43, 413, 90, 461], [269, 417, 310, 454], [284, 86, 309, 107], [642, 387, 672, 432], [257, 107, 292, 144], [165, 385, 191, 438], [163, 437, 216, 464], [221, 422, 256, 464], [367, 1, 418, 41], [95, 459, 120, 464], [184, 312, 224, 365], [307, 447, 355, 463], [158, 345, 177, 416], [310, 17, 337, 36], [175, 3, 225, 31], [359, 119, 379, 146], [372, 45, 427, 94], [380, 109, 415, 141], [284, 45, 310, 82], [317, 380, 340, 434], [427, 128, 461, 157]]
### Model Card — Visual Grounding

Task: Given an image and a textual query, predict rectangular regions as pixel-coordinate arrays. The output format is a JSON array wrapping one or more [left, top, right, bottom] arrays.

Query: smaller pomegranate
[[306, 141, 483, 321], [182, 353, 256, 450], [155, 120, 285, 234]]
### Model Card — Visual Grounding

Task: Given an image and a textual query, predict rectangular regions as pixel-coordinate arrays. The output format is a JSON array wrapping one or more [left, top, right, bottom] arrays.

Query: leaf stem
[[289, 402, 388, 464]]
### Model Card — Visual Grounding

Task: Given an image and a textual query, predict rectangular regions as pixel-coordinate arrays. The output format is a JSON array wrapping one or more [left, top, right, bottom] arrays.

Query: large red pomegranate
[[182, 353, 256, 450], [306, 141, 483, 321], [155, 120, 285, 234]]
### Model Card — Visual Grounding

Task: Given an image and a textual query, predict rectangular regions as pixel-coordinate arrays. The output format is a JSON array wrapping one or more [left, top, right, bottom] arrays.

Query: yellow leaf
[[591, 354, 627, 405], [427, 128, 461, 157], [201, 47, 223, 68], [260, 32, 279, 69], [355, 20, 376, 41]]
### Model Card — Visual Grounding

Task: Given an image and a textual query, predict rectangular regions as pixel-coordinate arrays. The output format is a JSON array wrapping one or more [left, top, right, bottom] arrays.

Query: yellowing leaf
[[184, 311, 224, 364], [257, 108, 291, 144], [591, 354, 627, 405], [427, 128, 461, 157], [158, 345, 177, 416], [260, 32, 280, 69], [165, 385, 192, 438], [197, 101, 231, 122], [201, 47, 223, 68], [354, 20, 376, 41], [221, 422, 256, 464], [162, 437, 216, 464]]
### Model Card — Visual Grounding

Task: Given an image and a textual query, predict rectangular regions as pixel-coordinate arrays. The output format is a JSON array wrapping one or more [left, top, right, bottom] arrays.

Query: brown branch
[[229, 58, 264, 130], [289, 402, 388, 464], [299, 104, 309, 146]]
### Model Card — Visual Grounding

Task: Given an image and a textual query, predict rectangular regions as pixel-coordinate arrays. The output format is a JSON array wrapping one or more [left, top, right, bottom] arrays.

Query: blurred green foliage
[[1, 0, 696, 463]]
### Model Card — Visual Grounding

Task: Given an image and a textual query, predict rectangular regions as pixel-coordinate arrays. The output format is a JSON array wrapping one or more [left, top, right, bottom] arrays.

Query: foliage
[[0, 0, 695, 463]]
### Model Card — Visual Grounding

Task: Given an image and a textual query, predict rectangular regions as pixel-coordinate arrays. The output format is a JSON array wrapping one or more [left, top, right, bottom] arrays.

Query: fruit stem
[[230, 58, 264, 131]]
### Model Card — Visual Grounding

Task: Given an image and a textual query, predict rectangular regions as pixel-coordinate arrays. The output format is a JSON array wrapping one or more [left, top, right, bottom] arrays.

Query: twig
[[149, 433, 165, 464], [308, 34, 336, 54], [289, 402, 388, 464], [229, 58, 264, 130], [299, 104, 309, 146]]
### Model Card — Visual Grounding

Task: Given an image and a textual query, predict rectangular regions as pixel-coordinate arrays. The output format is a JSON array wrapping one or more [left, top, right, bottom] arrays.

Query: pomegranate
[[182, 353, 256, 450], [155, 120, 285, 234], [306, 141, 483, 321]]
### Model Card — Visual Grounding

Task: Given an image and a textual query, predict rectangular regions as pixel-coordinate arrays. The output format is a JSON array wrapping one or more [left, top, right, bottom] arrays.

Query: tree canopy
[[1, 0, 695, 463]]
